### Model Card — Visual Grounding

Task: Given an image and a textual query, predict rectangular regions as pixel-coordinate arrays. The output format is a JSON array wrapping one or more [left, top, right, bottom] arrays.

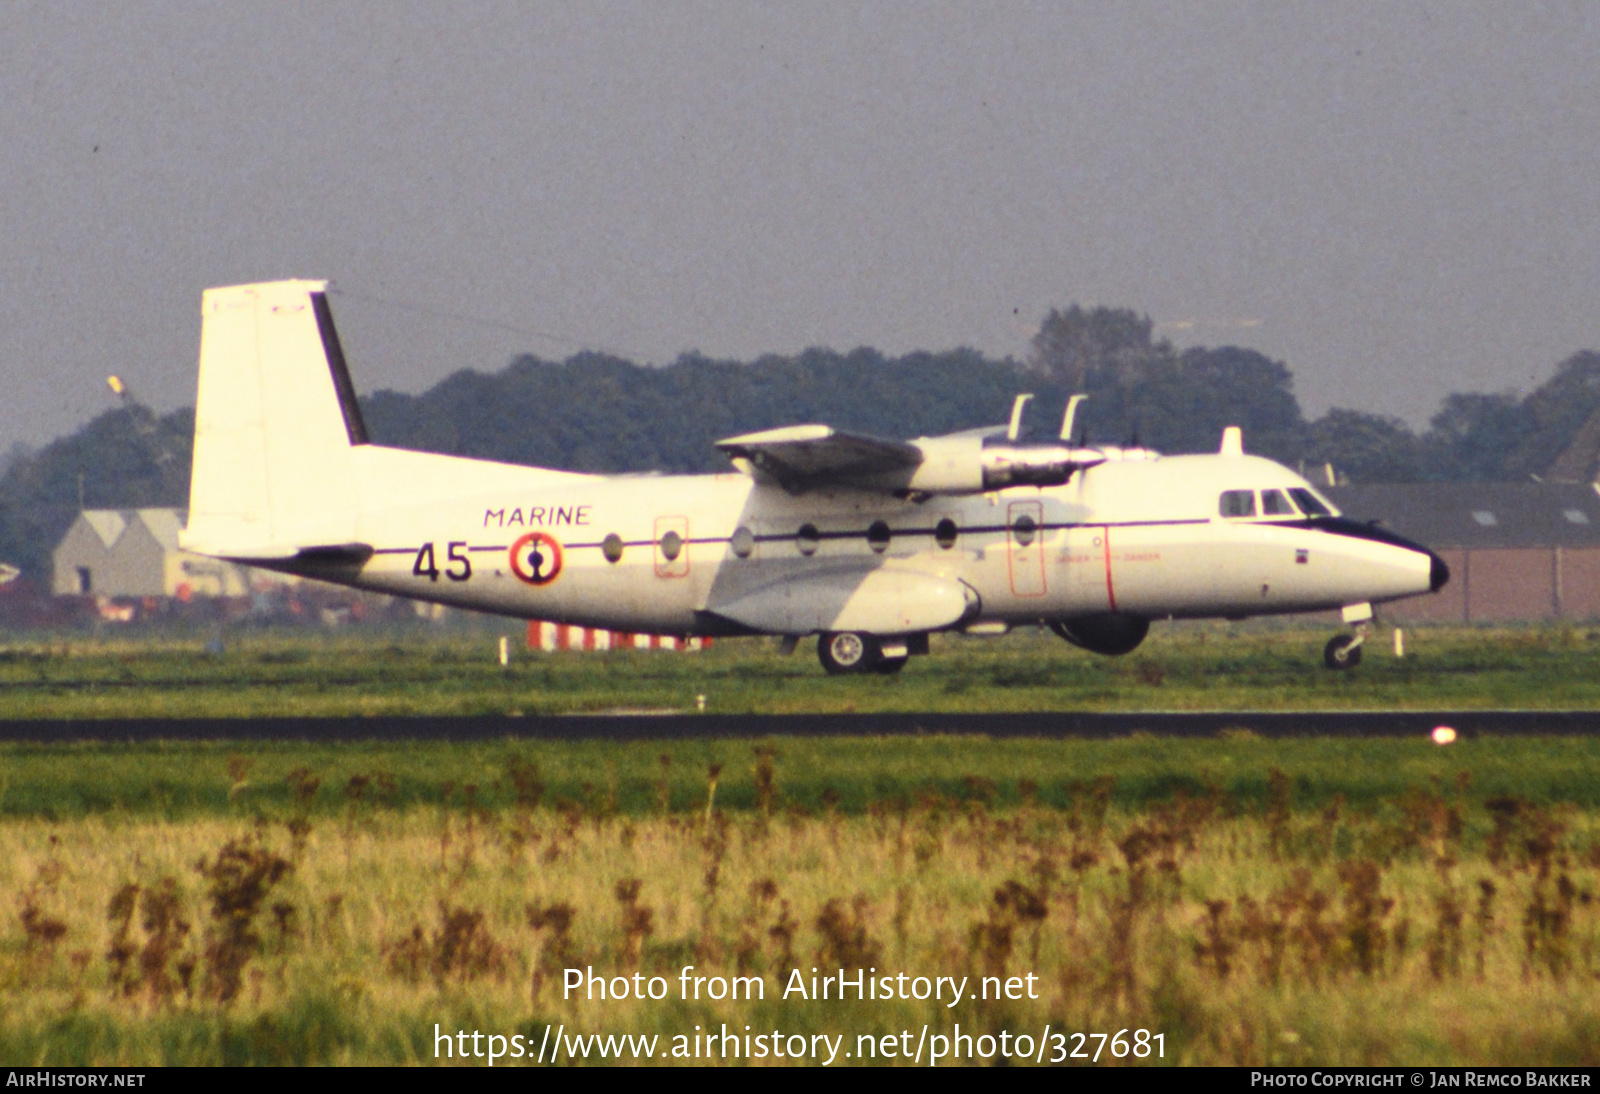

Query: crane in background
[[106, 375, 187, 502]]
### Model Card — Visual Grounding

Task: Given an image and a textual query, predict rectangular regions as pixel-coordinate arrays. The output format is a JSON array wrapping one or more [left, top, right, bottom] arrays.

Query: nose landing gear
[[1324, 603, 1373, 671], [1324, 629, 1367, 669]]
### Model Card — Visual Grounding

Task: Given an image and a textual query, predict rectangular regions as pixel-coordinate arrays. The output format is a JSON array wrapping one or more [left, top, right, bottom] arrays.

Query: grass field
[[3, 621, 1600, 717], [0, 734, 1598, 1065], [2, 624, 1599, 1066]]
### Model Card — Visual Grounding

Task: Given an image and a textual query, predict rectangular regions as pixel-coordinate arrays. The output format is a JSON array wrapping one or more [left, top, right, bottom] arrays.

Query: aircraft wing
[[715, 425, 923, 491]]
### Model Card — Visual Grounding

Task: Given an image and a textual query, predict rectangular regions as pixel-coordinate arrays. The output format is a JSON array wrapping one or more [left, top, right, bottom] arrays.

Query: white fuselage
[[313, 443, 1437, 636], [176, 279, 1442, 645]]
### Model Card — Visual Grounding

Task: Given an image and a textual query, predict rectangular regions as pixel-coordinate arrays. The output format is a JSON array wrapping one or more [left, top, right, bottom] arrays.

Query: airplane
[[179, 280, 1449, 674]]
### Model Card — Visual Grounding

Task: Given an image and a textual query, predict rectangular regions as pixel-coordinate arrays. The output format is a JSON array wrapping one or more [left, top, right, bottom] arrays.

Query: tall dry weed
[[1427, 886, 1464, 979], [1265, 768, 1292, 857], [734, 878, 778, 972], [697, 811, 731, 960], [969, 879, 1048, 978], [386, 903, 507, 986], [815, 896, 882, 969], [283, 766, 319, 859], [19, 853, 69, 961], [753, 747, 778, 832], [614, 878, 654, 969], [106, 878, 194, 1003], [194, 838, 292, 1003], [527, 900, 577, 1002], [1337, 859, 1393, 976]]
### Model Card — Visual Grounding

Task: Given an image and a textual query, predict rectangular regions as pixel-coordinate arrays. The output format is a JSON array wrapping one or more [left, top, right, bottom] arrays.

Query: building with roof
[[51, 508, 252, 599], [1327, 483, 1600, 623]]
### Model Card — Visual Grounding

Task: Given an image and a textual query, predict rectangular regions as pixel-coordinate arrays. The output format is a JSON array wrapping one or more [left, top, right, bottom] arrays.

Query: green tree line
[[4, 305, 1598, 581]]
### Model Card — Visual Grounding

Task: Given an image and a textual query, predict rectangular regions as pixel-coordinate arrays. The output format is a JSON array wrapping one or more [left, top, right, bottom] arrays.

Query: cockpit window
[[1261, 489, 1295, 516], [1288, 488, 1332, 517], [1219, 490, 1256, 518]]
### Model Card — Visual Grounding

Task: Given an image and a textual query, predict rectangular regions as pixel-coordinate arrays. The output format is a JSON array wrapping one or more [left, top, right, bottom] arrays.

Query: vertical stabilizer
[[181, 280, 365, 556]]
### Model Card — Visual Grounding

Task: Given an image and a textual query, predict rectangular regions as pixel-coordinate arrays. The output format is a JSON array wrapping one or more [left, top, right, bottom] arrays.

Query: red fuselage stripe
[[1103, 525, 1117, 611]]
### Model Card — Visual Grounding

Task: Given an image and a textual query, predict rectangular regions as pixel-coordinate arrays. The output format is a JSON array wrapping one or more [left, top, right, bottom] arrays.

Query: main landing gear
[[817, 632, 914, 676], [1324, 603, 1374, 671]]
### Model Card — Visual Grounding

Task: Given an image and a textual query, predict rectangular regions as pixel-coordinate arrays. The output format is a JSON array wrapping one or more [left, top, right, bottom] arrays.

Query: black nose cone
[[1429, 552, 1450, 592]]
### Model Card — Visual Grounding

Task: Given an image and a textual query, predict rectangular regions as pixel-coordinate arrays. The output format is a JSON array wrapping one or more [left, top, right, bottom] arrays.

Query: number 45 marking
[[413, 542, 472, 582]]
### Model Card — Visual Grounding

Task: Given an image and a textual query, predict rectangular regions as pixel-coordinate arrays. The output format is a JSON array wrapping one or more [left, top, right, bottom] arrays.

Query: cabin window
[[601, 533, 624, 563], [1288, 488, 1332, 517], [1260, 489, 1295, 516], [1219, 490, 1256, 518], [796, 523, 820, 556], [730, 525, 755, 558], [659, 530, 684, 561], [866, 520, 891, 554], [934, 518, 959, 550], [1011, 513, 1038, 546]]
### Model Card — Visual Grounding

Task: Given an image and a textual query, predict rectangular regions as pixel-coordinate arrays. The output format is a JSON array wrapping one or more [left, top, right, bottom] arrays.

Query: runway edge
[[0, 710, 1597, 742]]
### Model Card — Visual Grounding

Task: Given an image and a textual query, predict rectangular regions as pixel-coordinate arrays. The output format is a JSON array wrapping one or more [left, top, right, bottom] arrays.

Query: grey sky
[[2, 2, 1597, 447]]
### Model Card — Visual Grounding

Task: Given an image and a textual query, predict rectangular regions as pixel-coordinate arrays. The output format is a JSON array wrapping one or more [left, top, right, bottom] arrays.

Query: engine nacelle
[[977, 442, 1109, 490], [906, 434, 1112, 495], [1049, 613, 1150, 656]]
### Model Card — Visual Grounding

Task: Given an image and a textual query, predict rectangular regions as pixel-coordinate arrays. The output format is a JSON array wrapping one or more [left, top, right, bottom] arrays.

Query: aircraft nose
[[1429, 552, 1450, 592]]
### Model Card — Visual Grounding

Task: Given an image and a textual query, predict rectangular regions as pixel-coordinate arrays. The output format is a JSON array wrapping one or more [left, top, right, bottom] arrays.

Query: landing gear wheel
[[873, 655, 908, 675], [819, 631, 876, 675], [1324, 634, 1363, 670]]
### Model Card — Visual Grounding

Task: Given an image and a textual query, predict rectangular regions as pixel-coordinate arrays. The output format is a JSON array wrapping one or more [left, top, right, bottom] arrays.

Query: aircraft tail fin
[[181, 280, 364, 557]]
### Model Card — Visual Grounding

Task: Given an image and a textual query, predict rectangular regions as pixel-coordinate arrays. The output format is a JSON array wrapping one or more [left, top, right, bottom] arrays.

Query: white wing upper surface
[[714, 425, 924, 491], [715, 421, 1116, 496]]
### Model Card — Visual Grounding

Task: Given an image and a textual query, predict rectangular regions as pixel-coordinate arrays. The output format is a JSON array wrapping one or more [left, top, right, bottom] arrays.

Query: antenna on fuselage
[[1006, 394, 1034, 441], [1059, 394, 1087, 441]]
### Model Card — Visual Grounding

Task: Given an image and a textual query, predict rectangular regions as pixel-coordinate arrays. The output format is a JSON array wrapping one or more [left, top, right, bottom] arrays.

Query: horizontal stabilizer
[[196, 542, 373, 564], [205, 542, 375, 581], [291, 543, 375, 564]]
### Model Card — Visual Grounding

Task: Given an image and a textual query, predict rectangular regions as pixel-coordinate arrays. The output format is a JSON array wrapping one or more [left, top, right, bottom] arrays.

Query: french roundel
[[509, 532, 563, 586]]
